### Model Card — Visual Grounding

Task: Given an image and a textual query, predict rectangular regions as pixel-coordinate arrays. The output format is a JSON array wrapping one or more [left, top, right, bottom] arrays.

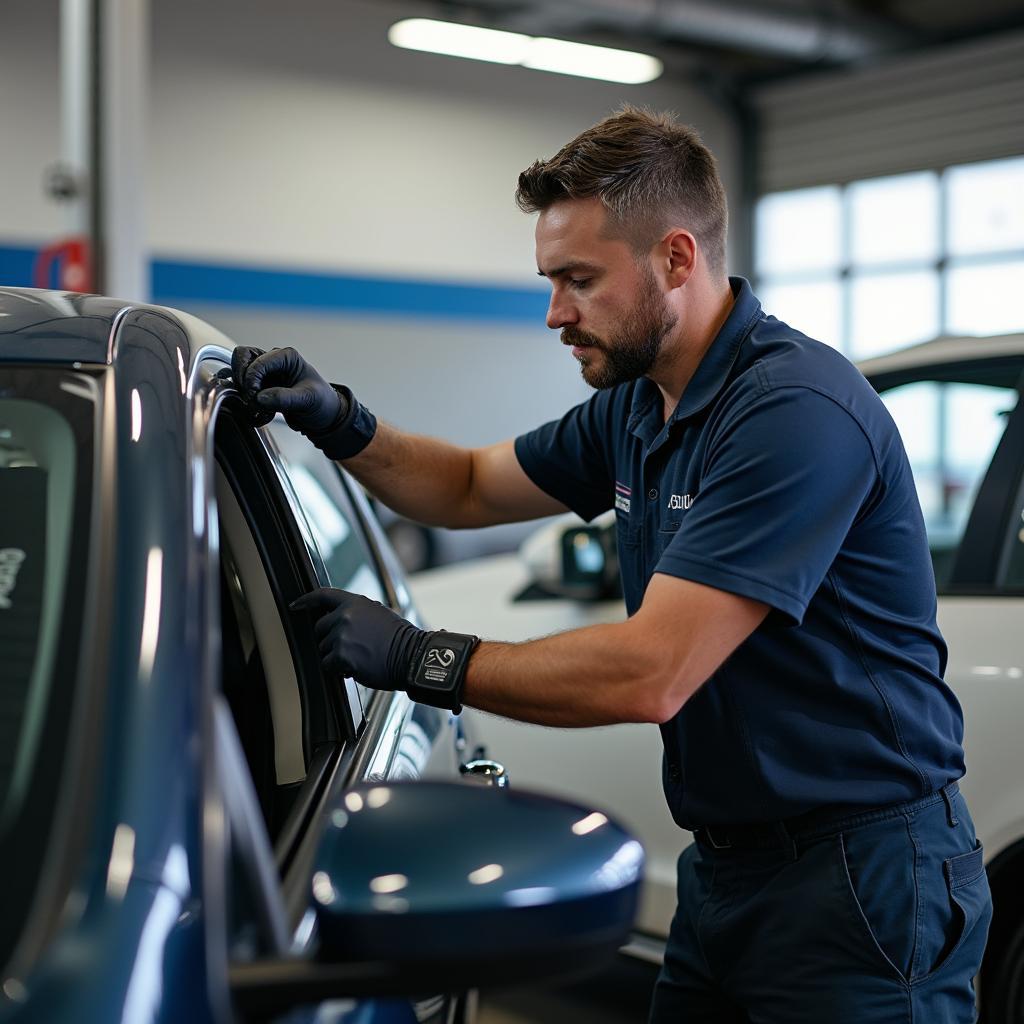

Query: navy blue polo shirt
[[514, 277, 965, 829]]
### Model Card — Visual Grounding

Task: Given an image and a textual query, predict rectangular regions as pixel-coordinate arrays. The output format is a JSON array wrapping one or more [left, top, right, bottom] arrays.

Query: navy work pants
[[648, 785, 992, 1023]]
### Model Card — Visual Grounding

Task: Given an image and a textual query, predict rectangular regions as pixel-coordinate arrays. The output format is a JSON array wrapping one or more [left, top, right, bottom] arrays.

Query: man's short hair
[[515, 105, 728, 276]]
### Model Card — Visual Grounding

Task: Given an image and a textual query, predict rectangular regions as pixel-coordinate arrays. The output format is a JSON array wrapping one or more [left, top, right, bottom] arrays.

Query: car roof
[[858, 332, 1024, 377], [0, 287, 235, 365]]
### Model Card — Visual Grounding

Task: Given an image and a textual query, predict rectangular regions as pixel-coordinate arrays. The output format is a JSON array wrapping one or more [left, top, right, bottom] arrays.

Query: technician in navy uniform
[[235, 106, 991, 1022]]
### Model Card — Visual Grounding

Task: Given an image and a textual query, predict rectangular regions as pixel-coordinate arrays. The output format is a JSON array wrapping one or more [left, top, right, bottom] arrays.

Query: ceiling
[[394, 0, 1024, 85]]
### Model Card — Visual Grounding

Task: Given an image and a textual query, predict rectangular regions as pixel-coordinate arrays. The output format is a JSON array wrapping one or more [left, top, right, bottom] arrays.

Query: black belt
[[693, 782, 961, 853]]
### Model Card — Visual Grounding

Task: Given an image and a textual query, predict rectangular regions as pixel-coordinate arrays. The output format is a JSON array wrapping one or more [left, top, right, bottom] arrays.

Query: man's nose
[[546, 291, 579, 330]]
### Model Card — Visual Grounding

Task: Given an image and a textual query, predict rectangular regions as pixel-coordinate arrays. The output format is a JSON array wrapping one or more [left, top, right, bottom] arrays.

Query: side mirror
[[518, 511, 620, 601], [230, 781, 643, 1014]]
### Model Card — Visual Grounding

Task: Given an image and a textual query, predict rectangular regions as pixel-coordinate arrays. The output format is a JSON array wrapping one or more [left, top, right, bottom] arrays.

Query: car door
[[870, 356, 1024, 1022], [198, 360, 463, 1024], [869, 358, 1024, 852]]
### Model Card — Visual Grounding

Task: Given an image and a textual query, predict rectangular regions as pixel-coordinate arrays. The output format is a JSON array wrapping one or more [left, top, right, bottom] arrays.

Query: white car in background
[[410, 333, 1024, 1024]]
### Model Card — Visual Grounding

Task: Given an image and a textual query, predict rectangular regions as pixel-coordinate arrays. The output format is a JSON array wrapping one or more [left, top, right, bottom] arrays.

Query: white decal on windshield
[[0, 548, 27, 609]]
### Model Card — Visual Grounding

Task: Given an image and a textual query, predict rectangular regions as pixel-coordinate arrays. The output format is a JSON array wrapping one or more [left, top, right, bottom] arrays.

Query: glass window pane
[[946, 260, 1024, 336], [879, 379, 1016, 587], [880, 382, 938, 465], [850, 271, 939, 360], [755, 187, 842, 275], [849, 171, 939, 266], [947, 385, 1014, 471], [266, 421, 388, 714], [267, 422, 386, 603], [759, 279, 843, 350], [947, 157, 1024, 257]]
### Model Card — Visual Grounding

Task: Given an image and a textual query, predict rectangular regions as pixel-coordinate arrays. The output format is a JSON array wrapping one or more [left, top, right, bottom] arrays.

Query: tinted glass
[[0, 365, 98, 964]]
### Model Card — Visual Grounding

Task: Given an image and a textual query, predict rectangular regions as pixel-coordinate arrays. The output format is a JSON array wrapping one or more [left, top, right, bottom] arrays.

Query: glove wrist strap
[[306, 384, 378, 461], [406, 630, 480, 714]]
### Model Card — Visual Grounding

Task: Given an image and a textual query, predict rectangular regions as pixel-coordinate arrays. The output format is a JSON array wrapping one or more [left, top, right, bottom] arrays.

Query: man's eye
[[570, 278, 591, 290]]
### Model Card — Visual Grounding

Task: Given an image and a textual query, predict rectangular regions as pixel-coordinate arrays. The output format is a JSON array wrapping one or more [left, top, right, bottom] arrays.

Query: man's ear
[[663, 229, 697, 287]]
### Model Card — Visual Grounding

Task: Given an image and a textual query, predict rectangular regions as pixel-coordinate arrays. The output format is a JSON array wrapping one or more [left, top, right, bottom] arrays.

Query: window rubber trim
[[273, 742, 338, 880], [213, 403, 345, 756]]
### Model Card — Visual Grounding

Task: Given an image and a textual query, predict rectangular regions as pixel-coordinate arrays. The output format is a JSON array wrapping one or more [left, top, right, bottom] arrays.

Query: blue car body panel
[[0, 288, 454, 1024]]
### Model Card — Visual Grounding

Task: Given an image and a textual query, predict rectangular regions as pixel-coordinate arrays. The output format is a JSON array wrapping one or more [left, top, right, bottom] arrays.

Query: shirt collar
[[628, 276, 762, 441]]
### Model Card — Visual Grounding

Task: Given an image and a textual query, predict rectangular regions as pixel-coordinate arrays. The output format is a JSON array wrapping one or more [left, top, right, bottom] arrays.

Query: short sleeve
[[655, 387, 879, 625], [514, 390, 617, 522]]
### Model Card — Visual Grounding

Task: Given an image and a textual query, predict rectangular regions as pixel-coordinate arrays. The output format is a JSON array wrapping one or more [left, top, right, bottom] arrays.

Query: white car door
[[874, 354, 1024, 1021]]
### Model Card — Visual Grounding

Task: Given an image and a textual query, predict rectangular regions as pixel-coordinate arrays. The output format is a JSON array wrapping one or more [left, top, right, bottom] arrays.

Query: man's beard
[[561, 272, 677, 390]]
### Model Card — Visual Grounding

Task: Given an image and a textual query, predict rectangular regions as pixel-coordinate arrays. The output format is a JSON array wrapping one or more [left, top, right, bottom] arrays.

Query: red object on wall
[[33, 236, 93, 292]]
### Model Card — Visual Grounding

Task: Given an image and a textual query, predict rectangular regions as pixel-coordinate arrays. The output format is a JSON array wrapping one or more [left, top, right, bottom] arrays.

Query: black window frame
[[210, 397, 358, 894]]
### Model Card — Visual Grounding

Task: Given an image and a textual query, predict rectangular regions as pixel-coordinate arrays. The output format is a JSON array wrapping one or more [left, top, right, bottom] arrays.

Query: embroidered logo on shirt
[[615, 481, 631, 513], [668, 493, 694, 511]]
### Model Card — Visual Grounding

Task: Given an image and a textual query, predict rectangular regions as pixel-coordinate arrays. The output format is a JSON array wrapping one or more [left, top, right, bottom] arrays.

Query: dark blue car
[[0, 288, 643, 1024]]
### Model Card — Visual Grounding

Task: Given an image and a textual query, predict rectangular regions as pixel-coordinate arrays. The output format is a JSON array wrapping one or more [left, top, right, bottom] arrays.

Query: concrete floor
[[478, 957, 659, 1024]]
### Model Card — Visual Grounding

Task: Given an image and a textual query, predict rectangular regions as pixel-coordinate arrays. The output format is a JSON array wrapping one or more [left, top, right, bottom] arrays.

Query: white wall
[[2, 0, 740, 276], [0, 0, 63, 243], [146, 0, 741, 284], [1, 0, 740, 451]]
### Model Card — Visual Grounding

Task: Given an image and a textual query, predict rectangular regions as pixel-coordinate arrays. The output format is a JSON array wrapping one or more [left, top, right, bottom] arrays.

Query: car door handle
[[459, 758, 509, 789]]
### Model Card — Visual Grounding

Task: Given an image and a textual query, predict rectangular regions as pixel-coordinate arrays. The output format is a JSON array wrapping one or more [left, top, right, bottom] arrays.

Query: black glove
[[231, 346, 377, 460], [290, 588, 479, 713]]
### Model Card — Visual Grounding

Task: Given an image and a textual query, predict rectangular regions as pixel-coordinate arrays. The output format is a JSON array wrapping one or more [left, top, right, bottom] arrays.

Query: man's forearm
[[341, 420, 481, 528], [463, 620, 673, 727]]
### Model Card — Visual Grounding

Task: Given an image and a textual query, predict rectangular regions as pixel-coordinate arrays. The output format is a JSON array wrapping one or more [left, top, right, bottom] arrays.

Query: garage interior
[[2, 0, 1023, 1021]]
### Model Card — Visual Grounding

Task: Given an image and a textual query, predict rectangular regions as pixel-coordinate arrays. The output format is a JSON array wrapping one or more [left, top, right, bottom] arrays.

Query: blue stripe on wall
[[0, 244, 549, 323], [0, 245, 41, 287]]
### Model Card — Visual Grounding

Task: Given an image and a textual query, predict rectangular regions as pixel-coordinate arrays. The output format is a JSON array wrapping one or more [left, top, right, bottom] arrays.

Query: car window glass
[[0, 395, 77, 817], [263, 422, 392, 714], [265, 422, 387, 603], [0, 367, 97, 969], [879, 379, 1017, 587]]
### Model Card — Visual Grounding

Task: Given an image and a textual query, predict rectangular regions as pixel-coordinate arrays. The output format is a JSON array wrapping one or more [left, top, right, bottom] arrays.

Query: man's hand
[[291, 588, 424, 690], [291, 588, 481, 711], [231, 347, 378, 460], [231, 346, 345, 433]]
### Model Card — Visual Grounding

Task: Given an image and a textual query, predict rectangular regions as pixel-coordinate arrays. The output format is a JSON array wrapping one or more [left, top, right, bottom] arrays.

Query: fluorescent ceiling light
[[389, 19, 529, 65], [388, 19, 663, 85], [522, 37, 661, 83]]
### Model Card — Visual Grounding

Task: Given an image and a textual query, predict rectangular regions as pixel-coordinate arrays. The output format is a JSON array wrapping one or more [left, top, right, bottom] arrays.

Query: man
[[233, 107, 991, 1022]]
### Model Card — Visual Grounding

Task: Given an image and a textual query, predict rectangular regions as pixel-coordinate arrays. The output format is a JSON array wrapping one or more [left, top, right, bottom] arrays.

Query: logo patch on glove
[[425, 648, 456, 669]]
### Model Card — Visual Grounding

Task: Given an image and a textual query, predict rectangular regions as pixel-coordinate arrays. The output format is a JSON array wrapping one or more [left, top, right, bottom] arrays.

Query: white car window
[[880, 379, 1018, 587]]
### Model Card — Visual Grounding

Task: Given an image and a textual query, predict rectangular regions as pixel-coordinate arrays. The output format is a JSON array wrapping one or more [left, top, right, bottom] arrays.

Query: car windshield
[[0, 365, 99, 964]]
